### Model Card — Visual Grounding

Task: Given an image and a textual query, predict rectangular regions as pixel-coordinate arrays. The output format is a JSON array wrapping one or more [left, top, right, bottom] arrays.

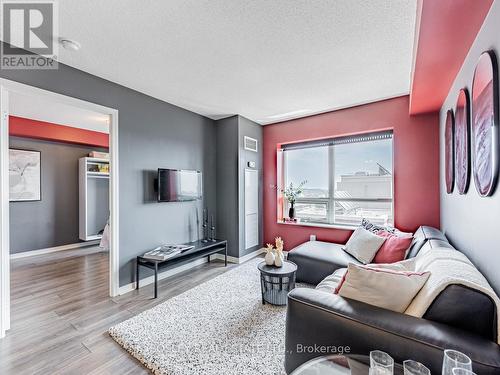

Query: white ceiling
[[10, 92, 109, 133], [56, 0, 416, 124]]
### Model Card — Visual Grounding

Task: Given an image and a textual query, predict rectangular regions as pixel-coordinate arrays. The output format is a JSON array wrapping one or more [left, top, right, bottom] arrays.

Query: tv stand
[[136, 239, 227, 298]]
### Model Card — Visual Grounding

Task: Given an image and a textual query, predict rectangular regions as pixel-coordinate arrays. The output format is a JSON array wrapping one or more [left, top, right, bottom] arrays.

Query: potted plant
[[278, 180, 307, 220]]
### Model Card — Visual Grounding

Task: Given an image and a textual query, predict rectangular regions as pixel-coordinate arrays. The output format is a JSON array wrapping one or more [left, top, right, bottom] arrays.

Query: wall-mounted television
[[157, 169, 202, 202]]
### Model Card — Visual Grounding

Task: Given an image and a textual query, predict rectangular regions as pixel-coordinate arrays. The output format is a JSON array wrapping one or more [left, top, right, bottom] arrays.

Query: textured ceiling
[[56, 0, 417, 124], [10, 92, 110, 133]]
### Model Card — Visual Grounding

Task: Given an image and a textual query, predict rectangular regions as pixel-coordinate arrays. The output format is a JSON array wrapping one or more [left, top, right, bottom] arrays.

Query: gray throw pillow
[[343, 227, 386, 264], [361, 218, 396, 234]]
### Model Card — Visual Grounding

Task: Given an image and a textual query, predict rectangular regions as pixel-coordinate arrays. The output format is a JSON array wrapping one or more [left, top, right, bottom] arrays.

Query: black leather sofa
[[285, 226, 500, 374]]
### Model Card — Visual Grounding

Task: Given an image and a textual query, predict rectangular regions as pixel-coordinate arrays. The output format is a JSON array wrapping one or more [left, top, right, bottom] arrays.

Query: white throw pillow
[[369, 258, 416, 271], [335, 263, 430, 313], [343, 227, 386, 264]]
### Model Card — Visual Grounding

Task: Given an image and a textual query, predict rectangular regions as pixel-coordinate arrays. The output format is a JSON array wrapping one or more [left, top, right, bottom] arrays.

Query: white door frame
[[0, 78, 120, 338]]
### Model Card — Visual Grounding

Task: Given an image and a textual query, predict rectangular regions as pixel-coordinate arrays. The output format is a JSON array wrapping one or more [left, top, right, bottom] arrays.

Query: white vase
[[274, 252, 284, 267], [265, 251, 275, 266]]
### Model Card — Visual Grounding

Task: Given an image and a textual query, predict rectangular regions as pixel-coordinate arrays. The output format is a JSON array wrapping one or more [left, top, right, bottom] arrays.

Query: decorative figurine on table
[[274, 237, 284, 267], [201, 208, 209, 243], [209, 214, 216, 242], [265, 243, 275, 266]]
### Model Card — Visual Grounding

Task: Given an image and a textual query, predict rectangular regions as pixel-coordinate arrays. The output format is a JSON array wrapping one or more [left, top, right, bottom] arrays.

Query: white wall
[[440, 0, 500, 293]]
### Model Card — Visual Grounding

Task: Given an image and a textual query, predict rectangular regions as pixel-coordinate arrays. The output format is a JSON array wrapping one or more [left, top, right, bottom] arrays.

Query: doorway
[[0, 78, 120, 338]]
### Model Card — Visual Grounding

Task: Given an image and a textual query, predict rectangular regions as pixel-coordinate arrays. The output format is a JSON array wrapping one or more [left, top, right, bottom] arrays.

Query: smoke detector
[[59, 38, 81, 51]]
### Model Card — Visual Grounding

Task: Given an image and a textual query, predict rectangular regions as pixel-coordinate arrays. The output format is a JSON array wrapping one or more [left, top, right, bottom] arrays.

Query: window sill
[[276, 220, 357, 231]]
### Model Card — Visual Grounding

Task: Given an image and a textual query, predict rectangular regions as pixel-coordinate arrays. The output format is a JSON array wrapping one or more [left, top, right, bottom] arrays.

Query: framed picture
[[445, 109, 455, 194], [9, 149, 41, 202], [471, 50, 499, 197], [454, 88, 471, 194]]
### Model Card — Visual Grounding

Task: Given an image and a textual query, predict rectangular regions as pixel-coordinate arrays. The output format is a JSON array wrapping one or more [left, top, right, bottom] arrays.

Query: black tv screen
[[157, 169, 202, 202]]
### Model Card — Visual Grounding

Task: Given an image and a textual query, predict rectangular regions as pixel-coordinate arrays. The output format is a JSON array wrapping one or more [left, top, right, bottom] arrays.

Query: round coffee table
[[258, 260, 297, 305], [290, 354, 404, 375]]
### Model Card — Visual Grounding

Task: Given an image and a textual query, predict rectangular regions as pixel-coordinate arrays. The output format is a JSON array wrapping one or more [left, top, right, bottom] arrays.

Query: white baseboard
[[211, 247, 265, 264], [10, 240, 100, 259], [118, 247, 266, 296]]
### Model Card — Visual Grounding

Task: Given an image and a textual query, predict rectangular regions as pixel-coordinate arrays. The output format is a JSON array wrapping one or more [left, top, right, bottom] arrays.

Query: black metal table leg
[[136, 259, 140, 290], [224, 244, 227, 266], [260, 275, 265, 305], [154, 262, 158, 298]]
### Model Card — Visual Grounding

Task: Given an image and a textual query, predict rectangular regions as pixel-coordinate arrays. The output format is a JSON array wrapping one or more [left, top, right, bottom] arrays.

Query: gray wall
[[215, 116, 240, 257], [0, 50, 217, 286], [440, 1, 500, 294], [215, 115, 263, 258], [238, 116, 263, 257], [9, 137, 107, 253]]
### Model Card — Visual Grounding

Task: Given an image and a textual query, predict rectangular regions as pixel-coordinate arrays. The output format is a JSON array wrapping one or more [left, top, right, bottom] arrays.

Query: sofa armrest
[[285, 288, 500, 374]]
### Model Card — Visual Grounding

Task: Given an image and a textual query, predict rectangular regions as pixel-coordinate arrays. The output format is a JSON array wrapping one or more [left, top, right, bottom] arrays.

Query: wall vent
[[244, 136, 258, 152]]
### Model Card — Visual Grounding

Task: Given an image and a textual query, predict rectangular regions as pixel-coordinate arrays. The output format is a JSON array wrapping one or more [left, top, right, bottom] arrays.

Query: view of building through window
[[282, 135, 393, 226]]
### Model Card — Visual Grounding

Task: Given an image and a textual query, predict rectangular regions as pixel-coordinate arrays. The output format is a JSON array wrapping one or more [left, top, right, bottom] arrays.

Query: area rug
[[109, 258, 307, 375]]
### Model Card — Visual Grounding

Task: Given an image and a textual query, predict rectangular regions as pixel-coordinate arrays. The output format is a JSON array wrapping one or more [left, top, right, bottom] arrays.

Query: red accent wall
[[263, 96, 440, 250], [9, 116, 109, 148], [409, 0, 493, 114]]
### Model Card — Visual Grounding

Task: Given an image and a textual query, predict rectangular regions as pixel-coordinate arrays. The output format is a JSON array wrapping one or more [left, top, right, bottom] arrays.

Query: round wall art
[[454, 88, 471, 194], [445, 109, 455, 194], [471, 50, 499, 197]]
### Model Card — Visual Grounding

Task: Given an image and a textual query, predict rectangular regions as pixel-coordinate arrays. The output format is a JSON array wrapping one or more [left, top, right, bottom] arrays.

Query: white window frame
[[277, 131, 394, 229]]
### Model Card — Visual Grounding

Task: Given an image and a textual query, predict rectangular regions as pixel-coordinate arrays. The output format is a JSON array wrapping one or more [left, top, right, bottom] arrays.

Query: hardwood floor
[[0, 247, 236, 374]]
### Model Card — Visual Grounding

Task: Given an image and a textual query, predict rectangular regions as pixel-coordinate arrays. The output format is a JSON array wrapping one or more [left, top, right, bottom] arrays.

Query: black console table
[[136, 239, 227, 298]]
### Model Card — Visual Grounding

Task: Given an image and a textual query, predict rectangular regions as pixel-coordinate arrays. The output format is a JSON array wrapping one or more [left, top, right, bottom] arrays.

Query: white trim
[[212, 247, 265, 264], [0, 79, 118, 115], [0, 78, 120, 338], [408, 0, 424, 113], [277, 220, 357, 231], [10, 241, 100, 259], [109, 111, 120, 297], [118, 258, 208, 295], [0, 86, 10, 338], [276, 149, 284, 221]]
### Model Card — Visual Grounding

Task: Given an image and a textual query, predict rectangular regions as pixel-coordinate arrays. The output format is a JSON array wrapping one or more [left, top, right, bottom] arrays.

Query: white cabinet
[[79, 157, 109, 241]]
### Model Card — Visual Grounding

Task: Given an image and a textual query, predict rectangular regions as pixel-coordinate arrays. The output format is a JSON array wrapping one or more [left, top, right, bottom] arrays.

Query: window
[[278, 131, 393, 227]]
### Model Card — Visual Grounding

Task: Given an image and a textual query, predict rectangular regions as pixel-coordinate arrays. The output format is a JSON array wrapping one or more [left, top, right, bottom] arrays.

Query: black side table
[[258, 260, 297, 305], [137, 239, 227, 298]]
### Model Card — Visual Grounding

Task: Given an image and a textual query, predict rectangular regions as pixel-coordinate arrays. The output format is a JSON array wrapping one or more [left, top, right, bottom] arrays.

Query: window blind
[[281, 130, 393, 151]]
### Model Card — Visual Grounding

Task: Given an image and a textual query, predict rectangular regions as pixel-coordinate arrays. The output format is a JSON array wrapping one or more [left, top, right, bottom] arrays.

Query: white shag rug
[[109, 258, 307, 375]]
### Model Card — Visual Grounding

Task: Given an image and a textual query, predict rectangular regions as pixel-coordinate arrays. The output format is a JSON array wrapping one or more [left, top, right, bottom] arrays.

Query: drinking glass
[[442, 350, 472, 375], [370, 351, 394, 374], [452, 369, 476, 375], [403, 360, 430, 375], [370, 369, 392, 375]]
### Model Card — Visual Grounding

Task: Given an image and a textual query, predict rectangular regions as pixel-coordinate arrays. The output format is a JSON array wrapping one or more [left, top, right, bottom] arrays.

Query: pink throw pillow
[[372, 231, 413, 264]]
